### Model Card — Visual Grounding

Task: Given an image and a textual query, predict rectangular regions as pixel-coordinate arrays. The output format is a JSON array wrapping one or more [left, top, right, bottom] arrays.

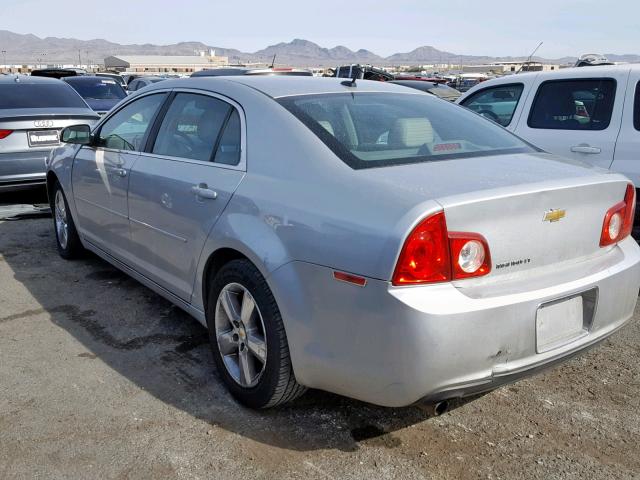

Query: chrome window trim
[[140, 87, 247, 172]]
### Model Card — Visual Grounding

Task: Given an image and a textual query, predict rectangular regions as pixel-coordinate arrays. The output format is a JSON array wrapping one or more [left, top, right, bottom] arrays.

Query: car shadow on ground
[[0, 191, 481, 453]]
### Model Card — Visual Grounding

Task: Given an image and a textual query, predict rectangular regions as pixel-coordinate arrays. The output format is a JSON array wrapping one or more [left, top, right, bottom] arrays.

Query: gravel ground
[[1, 190, 639, 480]]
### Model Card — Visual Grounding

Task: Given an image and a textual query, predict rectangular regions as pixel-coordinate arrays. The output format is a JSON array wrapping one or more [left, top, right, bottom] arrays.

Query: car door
[[127, 90, 245, 301], [513, 69, 629, 169], [71, 92, 168, 262], [459, 82, 528, 130], [611, 69, 640, 187]]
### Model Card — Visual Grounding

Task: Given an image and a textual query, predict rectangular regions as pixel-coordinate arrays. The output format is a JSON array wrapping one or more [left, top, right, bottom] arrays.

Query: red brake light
[[0, 130, 13, 140], [392, 212, 450, 285], [392, 211, 492, 286], [600, 184, 635, 247]]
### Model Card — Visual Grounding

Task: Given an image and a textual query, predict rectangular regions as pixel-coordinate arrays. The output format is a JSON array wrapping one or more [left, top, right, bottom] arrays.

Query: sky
[[3, 0, 640, 58]]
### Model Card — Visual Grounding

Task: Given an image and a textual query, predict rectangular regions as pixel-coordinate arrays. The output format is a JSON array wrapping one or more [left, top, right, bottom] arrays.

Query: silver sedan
[[0, 75, 99, 191], [47, 77, 640, 409]]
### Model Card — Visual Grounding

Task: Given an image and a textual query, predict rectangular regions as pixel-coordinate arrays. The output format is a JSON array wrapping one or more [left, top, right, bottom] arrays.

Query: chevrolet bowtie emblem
[[543, 209, 566, 223]]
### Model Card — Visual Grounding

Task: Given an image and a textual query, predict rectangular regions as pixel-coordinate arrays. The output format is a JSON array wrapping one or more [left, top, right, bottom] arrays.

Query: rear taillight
[[600, 184, 636, 247], [392, 211, 491, 286], [0, 129, 13, 140]]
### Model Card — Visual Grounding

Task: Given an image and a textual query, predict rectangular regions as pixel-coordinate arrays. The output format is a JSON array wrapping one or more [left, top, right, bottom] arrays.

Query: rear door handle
[[570, 145, 601, 154], [191, 183, 218, 200], [113, 168, 127, 177]]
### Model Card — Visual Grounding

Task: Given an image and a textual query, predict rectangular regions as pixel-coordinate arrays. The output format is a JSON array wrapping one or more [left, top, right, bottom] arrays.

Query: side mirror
[[60, 124, 92, 145]]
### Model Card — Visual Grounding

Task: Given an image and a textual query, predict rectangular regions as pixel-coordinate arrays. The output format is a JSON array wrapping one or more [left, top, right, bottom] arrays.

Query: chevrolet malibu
[[46, 77, 640, 410]]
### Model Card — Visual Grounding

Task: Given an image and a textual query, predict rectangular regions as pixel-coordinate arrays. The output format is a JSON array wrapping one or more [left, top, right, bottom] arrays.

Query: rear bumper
[[269, 238, 640, 407], [0, 151, 49, 190]]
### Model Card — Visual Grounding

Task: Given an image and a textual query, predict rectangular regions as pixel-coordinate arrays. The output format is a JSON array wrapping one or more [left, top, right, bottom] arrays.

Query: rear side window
[[528, 78, 616, 130], [152, 93, 238, 163], [0, 83, 87, 109], [460, 83, 523, 126], [634, 82, 640, 131]]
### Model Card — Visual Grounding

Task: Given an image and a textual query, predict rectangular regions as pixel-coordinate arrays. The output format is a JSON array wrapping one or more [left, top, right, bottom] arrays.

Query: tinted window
[[0, 83, 87, 109], [634, 82, 640, 131], [461, 84, 524, 126], [214, 109, 241, 165], [65, 78, 127, 100], [152, 93, 231, 162], [279, 92, 535, 170], [128, 80, 142, 91], [528, 79, 616, 130], [97, 94, 166, 151]]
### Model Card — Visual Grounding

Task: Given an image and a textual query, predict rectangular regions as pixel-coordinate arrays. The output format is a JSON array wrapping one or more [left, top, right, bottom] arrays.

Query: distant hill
[[2, 30, 638, 67]]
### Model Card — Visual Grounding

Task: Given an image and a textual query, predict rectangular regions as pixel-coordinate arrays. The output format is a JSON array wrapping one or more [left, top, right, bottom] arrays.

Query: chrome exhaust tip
[[420, 400, 449, 416]]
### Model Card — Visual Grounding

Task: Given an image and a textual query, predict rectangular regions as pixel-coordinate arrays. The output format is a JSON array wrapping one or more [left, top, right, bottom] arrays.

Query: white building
[[104, 52, 229, 75]]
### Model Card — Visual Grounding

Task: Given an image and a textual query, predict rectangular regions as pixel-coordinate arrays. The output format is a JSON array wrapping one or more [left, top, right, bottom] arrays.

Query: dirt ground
[[1, 189, 639, 480]]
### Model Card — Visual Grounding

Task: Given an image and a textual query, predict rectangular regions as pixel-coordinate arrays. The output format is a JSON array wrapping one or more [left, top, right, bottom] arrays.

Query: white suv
[[457, 65, 640, 188]]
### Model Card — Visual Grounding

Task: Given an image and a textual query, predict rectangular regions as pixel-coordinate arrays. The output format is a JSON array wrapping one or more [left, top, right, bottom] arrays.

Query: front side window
[[152, 93, 238, 163], [97, 94, 166, 151], [460, 83, 524, 126], [528, 78, 616, 130], [278, 92, 535, 169]]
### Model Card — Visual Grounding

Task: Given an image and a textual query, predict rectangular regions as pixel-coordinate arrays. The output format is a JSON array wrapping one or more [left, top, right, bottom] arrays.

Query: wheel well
[[46, 172, 58, 206], [202, 248, 249, 312]]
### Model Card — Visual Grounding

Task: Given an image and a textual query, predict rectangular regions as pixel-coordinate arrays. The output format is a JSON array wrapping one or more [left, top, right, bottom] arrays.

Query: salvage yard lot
[[1, 208, 639, 479]]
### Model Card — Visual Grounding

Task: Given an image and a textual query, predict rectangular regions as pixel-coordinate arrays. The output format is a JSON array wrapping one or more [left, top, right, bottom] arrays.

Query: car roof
[[0, 75, 67, 85], [160, 76, 423, 99]]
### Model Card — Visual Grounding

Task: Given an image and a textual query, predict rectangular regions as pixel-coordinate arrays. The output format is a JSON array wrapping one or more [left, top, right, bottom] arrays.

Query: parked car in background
[[192, 67, 312, 77], [48, 77, 639, 410], [64, 76, 128, 116], [333, 64, 395, 81], [127, 76, 166, 92], [457, 64, 640, 194], [95, 72, 127, 89], [31, 68, 86, 79], [390, 79, 461, 101], [0, 75, 99, 191]]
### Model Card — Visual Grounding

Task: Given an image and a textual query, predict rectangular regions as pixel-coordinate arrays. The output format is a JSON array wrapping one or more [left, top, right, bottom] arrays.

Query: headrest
[[388, 118, 434, 148], [318, 120, 334, 136]]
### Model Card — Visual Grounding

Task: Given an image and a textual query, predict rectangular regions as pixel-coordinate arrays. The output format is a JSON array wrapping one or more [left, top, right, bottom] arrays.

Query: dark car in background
[[127, 76, 166, 92], [390, 79, 462, 102], [191, 67, 313, 77], [63, 76, 128, 115], [0, 75, 99, 191], [31, 68, 87, 79]]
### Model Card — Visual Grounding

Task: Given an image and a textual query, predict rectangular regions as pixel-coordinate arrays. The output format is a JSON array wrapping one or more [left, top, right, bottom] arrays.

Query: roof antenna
[[517, 41, 543, 74], [270, 54, 276, 69], [341, 64, 359, 87]]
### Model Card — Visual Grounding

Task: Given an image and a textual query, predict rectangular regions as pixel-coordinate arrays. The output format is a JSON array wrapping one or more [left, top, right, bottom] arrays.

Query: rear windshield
[[0, 83, 88, 109], [278, 92, 535, 169], [66, 78, 127, 100]]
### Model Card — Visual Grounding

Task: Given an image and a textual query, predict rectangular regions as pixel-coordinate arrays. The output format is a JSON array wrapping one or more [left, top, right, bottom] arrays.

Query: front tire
[[207, 259, 306, 408], [52, 181, 83, 259]]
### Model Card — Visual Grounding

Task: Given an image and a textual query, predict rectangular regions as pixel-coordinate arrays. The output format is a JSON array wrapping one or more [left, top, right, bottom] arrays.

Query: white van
[[457, 65, 640, 188]]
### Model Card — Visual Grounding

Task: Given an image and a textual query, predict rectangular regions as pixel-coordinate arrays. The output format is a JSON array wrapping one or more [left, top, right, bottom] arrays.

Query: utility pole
[[78, 49, 82, 68], [1, 50, 6, 73]]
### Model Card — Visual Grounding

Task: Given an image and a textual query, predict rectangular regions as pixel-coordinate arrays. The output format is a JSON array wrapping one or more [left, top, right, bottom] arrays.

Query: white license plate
[[28, 130, 59, 147], [536, 296, 585, 353]]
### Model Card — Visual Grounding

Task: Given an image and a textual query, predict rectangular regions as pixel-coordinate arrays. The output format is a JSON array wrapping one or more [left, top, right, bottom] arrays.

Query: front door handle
[[570, 145, 601, 154], [191, 183, 218, 200], [112, 168, 127, 177]]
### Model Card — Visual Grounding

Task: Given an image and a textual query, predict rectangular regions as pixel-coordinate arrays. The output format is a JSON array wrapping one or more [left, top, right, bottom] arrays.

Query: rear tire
[[207, 259, 306, 408], [52, 181, 83, 259]]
